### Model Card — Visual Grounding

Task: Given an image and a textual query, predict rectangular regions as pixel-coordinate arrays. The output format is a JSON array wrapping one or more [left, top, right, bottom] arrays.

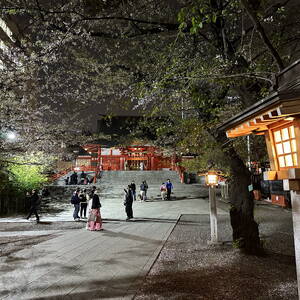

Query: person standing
[[64, 176, 69, 185], [70, 171, 78, 185], [80, 171, 86, 185], [87, 189, 103, 231], [139, 161, 144, 170], [71, 188, 81, 221], [160, 183, 167, 201], [79, 189, 88, 219], [124, 185, 133, 221], [88, 185, 97, 199], [26, 189, 40, 223], [144, 180, 148, 199], [166, 179, 173, 200], [130, 181, 136, 201], [140, 181, 147, 201]]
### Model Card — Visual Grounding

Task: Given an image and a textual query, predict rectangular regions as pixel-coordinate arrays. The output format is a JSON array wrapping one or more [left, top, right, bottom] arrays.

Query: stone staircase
[[100, 170, 182, 186], [48, 170, 209, 203], [98, 170, 208, 201]]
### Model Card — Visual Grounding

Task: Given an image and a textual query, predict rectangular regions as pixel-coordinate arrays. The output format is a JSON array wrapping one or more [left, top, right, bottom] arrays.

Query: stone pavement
[[0, 220, 175, 299], [0, 207, 228, 299]]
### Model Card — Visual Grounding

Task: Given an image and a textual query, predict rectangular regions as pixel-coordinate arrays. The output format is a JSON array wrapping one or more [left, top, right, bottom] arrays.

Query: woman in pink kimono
[[87, 189, 103, 231]]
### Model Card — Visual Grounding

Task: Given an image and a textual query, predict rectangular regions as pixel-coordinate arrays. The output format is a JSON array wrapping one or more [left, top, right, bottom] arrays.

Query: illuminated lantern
[[205, 171, 219, 186]]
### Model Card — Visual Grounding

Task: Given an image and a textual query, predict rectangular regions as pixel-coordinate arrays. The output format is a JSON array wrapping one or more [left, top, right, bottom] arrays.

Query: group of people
[[123, 179, 174, 221], [65, 171, 93, 185], [160, 179, 173, 201], [71, 186, 103, 231], [127, 180, 149, 202], [26, 178, 174, 228]]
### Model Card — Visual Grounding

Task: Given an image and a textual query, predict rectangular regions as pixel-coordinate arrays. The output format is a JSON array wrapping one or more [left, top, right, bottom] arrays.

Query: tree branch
[[240, 0, 285, 71]]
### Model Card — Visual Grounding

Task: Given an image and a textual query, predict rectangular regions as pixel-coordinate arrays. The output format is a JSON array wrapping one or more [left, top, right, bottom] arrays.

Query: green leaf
[[212, 14, 217, 23]]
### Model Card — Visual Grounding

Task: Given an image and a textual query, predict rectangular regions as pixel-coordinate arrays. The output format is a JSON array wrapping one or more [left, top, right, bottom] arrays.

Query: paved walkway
[[0, 178, 228, 299], [1, 220, 175, 299]]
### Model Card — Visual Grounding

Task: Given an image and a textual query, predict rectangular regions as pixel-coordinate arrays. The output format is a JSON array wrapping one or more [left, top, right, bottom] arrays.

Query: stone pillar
[[209, 186, 218, 244], [291, 191, 300, 298]]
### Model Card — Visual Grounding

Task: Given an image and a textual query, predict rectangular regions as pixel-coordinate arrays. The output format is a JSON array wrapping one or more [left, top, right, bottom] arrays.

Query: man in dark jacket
[[79, 189, 88, 218], [130, 181, 136, 201], [71, 188, 81, 221], [124, 185, 133, 221], [166, 179, 173, 200], [140, 181, 147, 201], [26, 189, 40, 223]]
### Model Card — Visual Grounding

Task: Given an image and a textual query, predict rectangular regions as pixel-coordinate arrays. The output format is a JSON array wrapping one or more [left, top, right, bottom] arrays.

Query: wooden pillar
[[151, 157, 155, 170], [120, 157, 125, 170], [97, 145, 101, 169]]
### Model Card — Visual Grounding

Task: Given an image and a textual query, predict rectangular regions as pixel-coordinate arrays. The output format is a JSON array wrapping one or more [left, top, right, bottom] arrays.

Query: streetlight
[[6, 131, 16, 141], [205, 170, 219, 244]]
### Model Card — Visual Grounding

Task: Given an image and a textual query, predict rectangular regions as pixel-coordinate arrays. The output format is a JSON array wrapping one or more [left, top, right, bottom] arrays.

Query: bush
[[0, 152, 51, 215]]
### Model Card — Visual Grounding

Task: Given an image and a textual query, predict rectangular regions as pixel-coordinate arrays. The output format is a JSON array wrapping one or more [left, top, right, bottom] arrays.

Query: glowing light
[[205, 171, 218, 186], [6, 131, 16, 140]]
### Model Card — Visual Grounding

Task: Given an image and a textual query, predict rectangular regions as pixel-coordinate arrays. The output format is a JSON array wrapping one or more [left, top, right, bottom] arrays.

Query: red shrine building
[[75, 144, 178, 172]]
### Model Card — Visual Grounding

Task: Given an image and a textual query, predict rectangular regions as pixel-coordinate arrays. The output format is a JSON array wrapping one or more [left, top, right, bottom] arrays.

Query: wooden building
[[75, 144, 176, 172]]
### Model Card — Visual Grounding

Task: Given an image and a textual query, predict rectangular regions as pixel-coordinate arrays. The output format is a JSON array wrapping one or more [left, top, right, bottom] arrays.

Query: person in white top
[[160, 183, 167, 201]]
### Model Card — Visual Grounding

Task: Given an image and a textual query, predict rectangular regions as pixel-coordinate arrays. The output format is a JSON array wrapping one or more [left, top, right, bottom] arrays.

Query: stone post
[[291, 191, 300, 298], [209, 186, 218, 244]]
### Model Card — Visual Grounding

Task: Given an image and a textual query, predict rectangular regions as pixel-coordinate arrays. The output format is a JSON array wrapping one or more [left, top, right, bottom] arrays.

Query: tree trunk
[[216, 131, 263, 255]]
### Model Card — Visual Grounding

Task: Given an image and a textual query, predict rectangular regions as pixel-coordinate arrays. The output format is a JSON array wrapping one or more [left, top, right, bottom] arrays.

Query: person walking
[[140, 181, 147, 201], [79, 189, 88, 219], [130, 180, 136, 201], [87, 189, 103, 231], [71, 188, 81, 221], [166, 179, 173, 200], [26, 189, 40, 223], [124, 185, 133, 221], [160, 183, 167, 201]]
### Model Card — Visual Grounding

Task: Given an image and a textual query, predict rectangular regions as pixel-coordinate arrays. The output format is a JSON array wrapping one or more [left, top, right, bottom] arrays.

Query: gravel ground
[[134, 211, 298, 300]]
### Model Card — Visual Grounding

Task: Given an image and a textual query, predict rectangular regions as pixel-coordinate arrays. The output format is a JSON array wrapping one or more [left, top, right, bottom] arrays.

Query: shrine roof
[[219, 60, 300, 138]]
